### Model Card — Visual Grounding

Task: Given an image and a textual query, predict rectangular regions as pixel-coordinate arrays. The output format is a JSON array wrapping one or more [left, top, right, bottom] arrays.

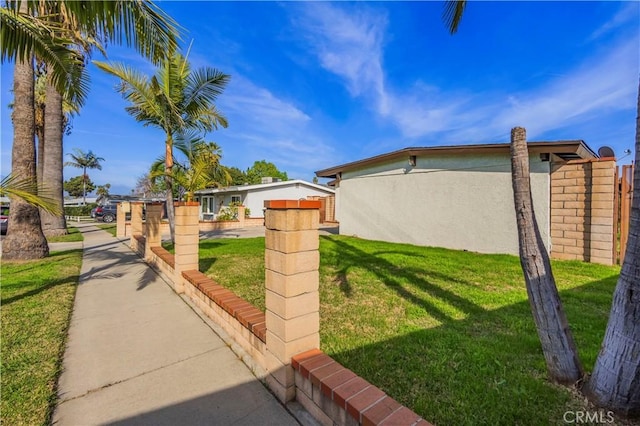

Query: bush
[[64, 204, 96, 216]]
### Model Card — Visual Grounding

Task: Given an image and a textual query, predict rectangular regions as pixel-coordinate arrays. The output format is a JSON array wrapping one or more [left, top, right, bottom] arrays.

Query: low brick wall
[[120, 218, 263, 237], [292, 350, 429, 426], [182, 270, 267, 369], [126, 200, 427, 425]]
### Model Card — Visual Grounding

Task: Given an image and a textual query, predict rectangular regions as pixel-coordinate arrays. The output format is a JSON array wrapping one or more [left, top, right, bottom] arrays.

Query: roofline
[[194, 179, 335, 195], [315, 140, 598, 178]]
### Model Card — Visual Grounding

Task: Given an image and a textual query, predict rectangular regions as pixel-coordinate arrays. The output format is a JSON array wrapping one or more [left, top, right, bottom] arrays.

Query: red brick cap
[[264, 200, 321, 209]]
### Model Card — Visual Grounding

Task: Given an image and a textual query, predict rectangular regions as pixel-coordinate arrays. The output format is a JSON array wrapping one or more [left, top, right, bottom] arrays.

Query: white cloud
[[215, 74, 337, 179], [292, 2, 638, 147], [589, 2, 639, 41]]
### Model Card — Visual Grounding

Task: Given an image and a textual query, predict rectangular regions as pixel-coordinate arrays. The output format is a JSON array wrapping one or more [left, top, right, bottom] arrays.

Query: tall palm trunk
[[510, 126, 583, 384], [586, 83, 640, 418], [40, 81, 67, 236], [165, 133, 176, 242], [3, 54, 49, 260]]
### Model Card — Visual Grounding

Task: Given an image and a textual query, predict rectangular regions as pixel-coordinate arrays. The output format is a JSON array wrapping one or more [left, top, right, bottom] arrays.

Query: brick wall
[[550, 158, 616, 265]]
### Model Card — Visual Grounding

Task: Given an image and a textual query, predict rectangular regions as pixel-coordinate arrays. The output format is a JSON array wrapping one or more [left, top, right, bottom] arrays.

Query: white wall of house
[[196, 180, 334, 219], [336, 152, 550, 255]]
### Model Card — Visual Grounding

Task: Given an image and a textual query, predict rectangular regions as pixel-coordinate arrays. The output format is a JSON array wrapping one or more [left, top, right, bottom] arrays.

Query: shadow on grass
[[1, 250, 82, 305], [327, 237, 487, 322], [198, 241, 224, 272]]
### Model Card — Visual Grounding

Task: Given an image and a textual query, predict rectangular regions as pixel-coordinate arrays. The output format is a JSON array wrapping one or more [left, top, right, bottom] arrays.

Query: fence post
[[237, 205, 246, 226], [174, 202, 200, 294], [129, 202, 144, 251], [144, 202, 164, 261], [264, 199, 321, 403], [116, 202, 126, 238]]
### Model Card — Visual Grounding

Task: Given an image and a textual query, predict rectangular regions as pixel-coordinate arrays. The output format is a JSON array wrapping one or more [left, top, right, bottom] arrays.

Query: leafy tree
[[95, 50, 230, 242], [64, 175, 95, 198], [151, 133, 231, 201], [64, 148, 104, 205], [96, 183, 111, 203], [245, 160, 288, 184], [225, 166, 248, 186]]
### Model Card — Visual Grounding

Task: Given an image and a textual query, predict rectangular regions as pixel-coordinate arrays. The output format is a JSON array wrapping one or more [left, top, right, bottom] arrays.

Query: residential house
[[316, 141, 618, 264]]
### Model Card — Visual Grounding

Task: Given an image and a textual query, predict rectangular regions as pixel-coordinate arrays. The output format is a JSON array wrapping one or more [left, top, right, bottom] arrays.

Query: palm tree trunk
[[165, 134, 176, 242], [82, 169, 87, 206], [40, 80, 67, 236], [585, 83, 640, 418], [510, 126, 583, 384], [3, 50, 49, 260]]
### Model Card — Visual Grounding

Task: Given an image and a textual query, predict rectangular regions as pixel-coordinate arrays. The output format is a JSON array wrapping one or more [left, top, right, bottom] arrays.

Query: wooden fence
[[618, 164, 634, 263]]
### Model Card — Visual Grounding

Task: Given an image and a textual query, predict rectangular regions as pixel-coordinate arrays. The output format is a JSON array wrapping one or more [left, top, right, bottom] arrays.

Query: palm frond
[[442, 0, 467, 35], [0, 174, 61, 215], [0, 7, 89, 105]]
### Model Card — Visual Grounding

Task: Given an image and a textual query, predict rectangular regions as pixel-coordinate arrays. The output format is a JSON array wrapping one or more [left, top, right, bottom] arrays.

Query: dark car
[[94, 204, 117, 223], [0, 213, 7, 234]]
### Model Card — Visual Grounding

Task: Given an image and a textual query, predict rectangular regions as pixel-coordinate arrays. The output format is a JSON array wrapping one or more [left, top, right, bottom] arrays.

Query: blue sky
[[1, 1, 639, 196]]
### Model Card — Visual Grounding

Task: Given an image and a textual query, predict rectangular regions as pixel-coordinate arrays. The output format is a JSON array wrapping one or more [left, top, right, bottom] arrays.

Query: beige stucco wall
[[337, 153, 550, 255]]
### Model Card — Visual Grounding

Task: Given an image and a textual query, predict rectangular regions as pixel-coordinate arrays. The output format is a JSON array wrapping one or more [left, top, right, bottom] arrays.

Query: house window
[[231, 195, 241, 204]]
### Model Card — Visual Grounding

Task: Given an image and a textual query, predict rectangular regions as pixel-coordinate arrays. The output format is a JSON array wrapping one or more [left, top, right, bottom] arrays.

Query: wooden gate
[[618, 164, 634, 263]]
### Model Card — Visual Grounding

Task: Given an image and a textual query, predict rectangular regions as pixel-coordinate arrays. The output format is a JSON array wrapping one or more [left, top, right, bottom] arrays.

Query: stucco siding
[[338, 153, 550, 255], [244, 184, 333, 217]]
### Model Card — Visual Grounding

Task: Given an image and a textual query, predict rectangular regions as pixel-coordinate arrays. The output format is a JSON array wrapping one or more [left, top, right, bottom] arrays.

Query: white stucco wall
[[243, 183, 333, 217], [337, 153, 550, 255]]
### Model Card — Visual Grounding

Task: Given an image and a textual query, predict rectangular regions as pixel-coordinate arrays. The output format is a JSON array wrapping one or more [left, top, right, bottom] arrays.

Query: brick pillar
[[116, 202, 126, 238], [129, 202, 144, 251], [264, 200, 321, 403], [144, 202, 164, 260], [174, 202, 200, 294]]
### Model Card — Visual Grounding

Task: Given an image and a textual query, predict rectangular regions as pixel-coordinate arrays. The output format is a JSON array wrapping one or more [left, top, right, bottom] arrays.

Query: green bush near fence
[[64, 204, 97, 216]]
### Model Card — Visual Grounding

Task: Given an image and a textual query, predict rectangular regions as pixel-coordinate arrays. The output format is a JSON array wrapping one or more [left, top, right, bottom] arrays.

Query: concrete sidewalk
[[53, 223, 299, 425]]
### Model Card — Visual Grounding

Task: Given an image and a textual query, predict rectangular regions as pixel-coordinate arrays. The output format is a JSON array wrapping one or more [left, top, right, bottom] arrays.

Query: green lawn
[[195, 235, 620, 425], [45, 226, 83, 243], [96, 223, 117, 237], [1, 250, 82, 426]]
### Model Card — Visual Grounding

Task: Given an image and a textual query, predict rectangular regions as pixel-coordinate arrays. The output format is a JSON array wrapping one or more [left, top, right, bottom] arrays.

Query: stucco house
[[194, 179, 335, 220], [315, 141, 618, 264]]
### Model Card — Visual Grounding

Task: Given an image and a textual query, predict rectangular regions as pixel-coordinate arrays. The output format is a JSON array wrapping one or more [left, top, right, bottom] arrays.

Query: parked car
[[94, 204, 117, 223], [0, 213, 8, 234]]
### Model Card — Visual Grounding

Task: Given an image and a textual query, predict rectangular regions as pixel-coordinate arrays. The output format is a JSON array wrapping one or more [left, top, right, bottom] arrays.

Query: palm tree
[[94, 51, 230, 242], [443, 0, 640, 416], [151, 133, 231, 202], [0, 0, 180, 260], [64, 148, 104, 205]]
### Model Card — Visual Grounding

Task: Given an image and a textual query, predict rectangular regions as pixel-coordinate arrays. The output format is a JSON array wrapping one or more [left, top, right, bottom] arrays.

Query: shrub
[[64, 204, 97, 216]]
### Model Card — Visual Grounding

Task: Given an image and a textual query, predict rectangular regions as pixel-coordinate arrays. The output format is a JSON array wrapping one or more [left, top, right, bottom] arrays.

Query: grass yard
[[45, 226, 83, 243], [195, 235, 620, 425], [1, 250, 82, 425], [96, 223, 117, 237]]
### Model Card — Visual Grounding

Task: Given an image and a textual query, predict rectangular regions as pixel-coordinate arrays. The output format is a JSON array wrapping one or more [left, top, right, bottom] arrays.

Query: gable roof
[[194, 179, 334, 195], [315, 140, 597, 179]]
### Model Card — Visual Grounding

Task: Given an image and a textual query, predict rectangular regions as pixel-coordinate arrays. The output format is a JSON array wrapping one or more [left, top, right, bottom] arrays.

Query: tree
[[96, 183, 111, 203], [510, 127, 583, 384], [245, 160, 288, 184], [225, 166, 248, 185], [64, 175, 95, 198], [585, 83, 640, 417], [1, 0, 180, 260], [2, 3, 48, 260], [64, 148, 104, 205], [0, 174, 60, 215], [95, 50, 230, 242], [135, 173, 165, 198], [444, 1, 640, 416], [151, 133, 231, 202]]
